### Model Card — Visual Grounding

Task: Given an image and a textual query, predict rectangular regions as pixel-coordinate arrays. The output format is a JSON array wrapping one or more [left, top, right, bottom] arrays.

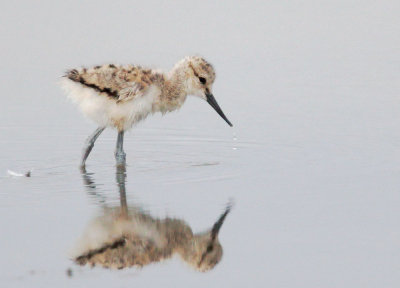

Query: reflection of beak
[[211, 204, 232, 241], [206, 93, 233, 127]]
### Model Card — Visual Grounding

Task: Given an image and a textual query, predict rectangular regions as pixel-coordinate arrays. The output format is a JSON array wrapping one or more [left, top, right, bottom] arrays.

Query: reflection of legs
[[115, 131, 126, 166], [80, 167, 108, 207], [116, 165, 128, 217], [81, 127, 105, 167]]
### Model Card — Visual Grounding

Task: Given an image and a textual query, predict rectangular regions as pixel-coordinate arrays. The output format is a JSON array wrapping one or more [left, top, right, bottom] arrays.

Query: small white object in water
[[232, 133, 238, 150], [7, 170, 31, 177]]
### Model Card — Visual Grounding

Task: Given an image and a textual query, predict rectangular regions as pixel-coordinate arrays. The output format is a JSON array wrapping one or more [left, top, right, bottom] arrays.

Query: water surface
[[1, 1, 400, 287]]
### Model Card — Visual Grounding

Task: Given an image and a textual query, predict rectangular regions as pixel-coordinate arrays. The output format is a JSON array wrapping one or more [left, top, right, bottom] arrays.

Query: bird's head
[[181, 204, 231, 272], [177, 56, 233, 127]]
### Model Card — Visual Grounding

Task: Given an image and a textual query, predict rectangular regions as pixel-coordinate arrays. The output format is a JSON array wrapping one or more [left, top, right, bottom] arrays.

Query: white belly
[[60, 79, 160, 131]]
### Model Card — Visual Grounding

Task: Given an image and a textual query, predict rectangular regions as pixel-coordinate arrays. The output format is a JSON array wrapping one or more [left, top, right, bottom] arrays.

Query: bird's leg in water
[[81, 127, 105, 167], [115, 131, 126, 165]]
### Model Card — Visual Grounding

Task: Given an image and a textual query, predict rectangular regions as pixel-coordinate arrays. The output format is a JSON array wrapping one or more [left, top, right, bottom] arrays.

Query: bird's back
[[65, 64, 163, 101], [75, 235, 171, 269]]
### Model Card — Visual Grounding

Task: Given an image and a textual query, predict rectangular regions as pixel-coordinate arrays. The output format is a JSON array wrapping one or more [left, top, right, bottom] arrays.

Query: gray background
[[0, 1, 399, 287]]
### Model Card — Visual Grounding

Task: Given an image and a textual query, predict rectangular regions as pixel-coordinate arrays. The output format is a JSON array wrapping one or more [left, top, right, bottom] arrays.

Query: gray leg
[[115, 131, 126, 166], [81, 127, 105, 167]]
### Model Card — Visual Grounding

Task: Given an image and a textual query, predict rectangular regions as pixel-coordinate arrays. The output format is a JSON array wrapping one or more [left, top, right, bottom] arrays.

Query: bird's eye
[[206, 244, 213, 252], [199, 77, 206, 84]]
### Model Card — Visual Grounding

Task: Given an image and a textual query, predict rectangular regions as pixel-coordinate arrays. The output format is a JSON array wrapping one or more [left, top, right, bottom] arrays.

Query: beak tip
[[206, 93, 233, 128]]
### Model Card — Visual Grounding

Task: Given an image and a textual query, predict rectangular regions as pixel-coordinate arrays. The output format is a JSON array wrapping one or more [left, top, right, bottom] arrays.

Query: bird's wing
[[117, 82, 145, 103], [65, 64, 157, 102], [74, 236, 166, 269]]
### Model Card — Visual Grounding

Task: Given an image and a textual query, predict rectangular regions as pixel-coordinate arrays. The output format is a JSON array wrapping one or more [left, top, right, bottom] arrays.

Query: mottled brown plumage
[[65, 64, 165, 102]]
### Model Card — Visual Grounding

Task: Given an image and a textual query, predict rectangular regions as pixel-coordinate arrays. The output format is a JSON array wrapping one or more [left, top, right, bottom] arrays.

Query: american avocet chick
[[60, 56, 232, 167]]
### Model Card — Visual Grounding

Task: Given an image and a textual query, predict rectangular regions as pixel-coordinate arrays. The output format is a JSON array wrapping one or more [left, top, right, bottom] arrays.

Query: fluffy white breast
[[60, 78, 161, 131]]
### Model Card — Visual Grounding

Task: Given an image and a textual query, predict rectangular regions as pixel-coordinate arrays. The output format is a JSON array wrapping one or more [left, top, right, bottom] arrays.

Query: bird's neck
[[158, 66, 188, 111], [176, 233, 211, 268]]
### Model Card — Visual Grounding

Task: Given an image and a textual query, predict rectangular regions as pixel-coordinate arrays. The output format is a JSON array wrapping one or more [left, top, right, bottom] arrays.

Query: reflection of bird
[[60, 56, 233, 167], [73, 167, 232, 272]]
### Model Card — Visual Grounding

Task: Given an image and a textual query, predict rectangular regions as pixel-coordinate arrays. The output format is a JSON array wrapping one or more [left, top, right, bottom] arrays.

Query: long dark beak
[[211, 204, 232, 241], [206, 93, 233, 127]]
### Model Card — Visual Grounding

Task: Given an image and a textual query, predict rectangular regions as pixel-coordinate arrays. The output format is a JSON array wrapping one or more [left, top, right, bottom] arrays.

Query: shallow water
[[1, 1, 400, 287]]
